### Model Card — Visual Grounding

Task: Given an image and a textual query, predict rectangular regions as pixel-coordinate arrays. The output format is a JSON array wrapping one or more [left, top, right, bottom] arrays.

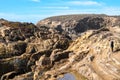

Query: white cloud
[[0, 6, 120, 24], [0, 13, 47, 23], [41, 6, 69, 9], [31, 0, 40, 2], [68, 1, 101, 6], [102, 7, 120, 15]]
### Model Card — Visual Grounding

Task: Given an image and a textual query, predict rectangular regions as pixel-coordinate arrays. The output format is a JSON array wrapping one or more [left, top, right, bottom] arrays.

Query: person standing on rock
[[110, 40, 114, 52]]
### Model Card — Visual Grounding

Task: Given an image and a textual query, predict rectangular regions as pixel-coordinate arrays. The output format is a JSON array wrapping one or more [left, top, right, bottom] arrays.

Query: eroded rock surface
[[0, 14, 120, 80]]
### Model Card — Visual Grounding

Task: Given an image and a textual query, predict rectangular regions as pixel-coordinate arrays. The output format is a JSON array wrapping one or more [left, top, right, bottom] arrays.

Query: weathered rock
[[37, 14, 120, 40], [0, 14, 120, 80], [7, 72, 33, 80], [0, 54, 31, 78], [0, 41, 27, 59], [50, 50, 72, 63], [1, 71, 18, 80]]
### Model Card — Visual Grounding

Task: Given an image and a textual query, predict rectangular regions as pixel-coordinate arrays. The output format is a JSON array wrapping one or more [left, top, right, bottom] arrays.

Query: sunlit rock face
[[37, 14, 120, 40], [0, 14, 120, 80]]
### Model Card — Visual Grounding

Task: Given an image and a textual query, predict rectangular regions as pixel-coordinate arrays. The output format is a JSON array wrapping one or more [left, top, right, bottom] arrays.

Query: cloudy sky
[[0, 0, 120, 23]]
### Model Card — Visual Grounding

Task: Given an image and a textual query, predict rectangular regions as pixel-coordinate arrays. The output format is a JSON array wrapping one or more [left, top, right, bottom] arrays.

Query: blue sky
[[0, 0, 120, 23]]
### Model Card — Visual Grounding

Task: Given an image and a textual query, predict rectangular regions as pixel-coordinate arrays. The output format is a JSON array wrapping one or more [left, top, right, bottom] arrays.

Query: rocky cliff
[[0, 14, 120, 80]]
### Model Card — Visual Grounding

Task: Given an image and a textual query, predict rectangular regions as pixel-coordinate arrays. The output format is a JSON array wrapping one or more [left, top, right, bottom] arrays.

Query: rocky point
[[0, 14, 120, 80]]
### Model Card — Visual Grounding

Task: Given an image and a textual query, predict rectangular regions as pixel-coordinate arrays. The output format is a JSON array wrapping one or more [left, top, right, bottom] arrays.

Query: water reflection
[[58, 73, 76, 80]]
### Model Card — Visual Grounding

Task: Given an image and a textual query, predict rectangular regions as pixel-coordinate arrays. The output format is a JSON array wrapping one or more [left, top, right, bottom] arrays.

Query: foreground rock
[[0, 14, 120, 80], [0, 18, 70, 80]]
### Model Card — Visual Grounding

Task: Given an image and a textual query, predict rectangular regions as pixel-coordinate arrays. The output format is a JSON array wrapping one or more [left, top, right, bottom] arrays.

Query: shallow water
[[58, 73, 76, 80]]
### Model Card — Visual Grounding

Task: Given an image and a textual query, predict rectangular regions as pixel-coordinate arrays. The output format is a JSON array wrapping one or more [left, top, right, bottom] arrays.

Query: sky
[[0, 0, 120, 23]]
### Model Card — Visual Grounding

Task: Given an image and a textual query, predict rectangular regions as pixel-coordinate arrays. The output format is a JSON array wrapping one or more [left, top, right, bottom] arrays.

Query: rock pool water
[[58, 73, 76, 80]]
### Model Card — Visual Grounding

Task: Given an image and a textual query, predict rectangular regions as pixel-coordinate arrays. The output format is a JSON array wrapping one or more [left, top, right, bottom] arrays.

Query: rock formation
[[0, 14, 120, 80]]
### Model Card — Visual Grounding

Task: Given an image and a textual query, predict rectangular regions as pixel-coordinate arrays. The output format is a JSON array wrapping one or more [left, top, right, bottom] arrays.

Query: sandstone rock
[[50, 50, 72, 63], [0, 41, 27, 59], [0, 54, 30, 78], [37, 14, 120, 40], [0, 71, 17, 80], [36, 55, 51, 68], [0, 14, 120, 80], [12, 72, 33, 80]]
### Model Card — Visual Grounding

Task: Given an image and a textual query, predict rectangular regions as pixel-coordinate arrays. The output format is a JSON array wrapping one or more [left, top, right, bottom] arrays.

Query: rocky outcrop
[[37, 14, 120, 40], [0, 14, 120, 80], [67, 28, 120, 80], [0, 18, 70, 80]]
